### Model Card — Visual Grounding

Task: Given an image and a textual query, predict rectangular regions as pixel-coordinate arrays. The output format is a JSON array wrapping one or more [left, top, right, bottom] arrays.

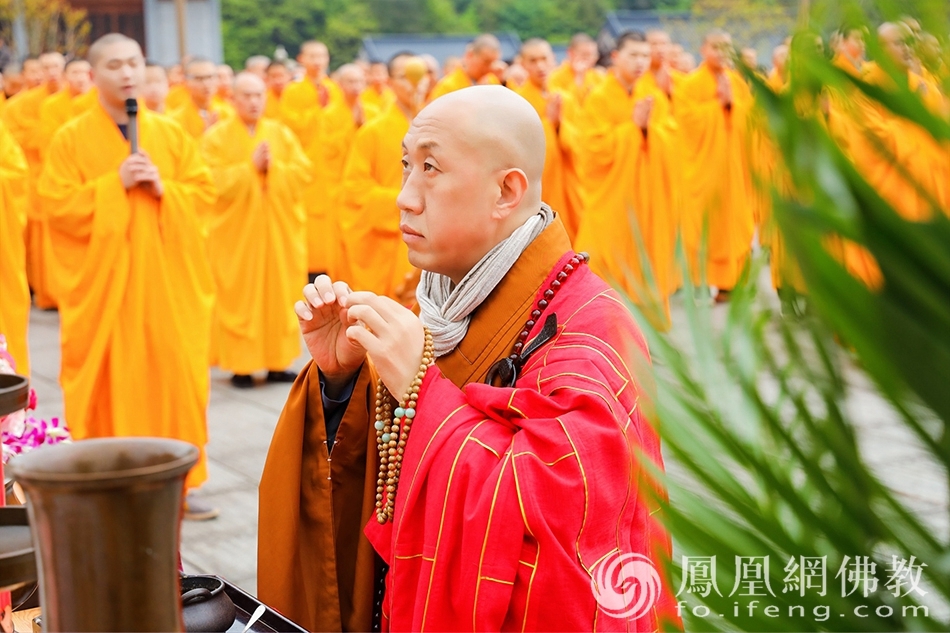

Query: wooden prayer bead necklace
[[486, 251, 590, 388], [374, 327, 435, 524]]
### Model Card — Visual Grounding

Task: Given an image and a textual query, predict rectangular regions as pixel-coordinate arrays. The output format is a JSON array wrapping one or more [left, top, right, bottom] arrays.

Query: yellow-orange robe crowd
[[514, 80, 585, 240], [574, 72, 681, 324], [428, 67, 499, 102], [0, 122, 31, 374], [280, 77, 344, 274], [3, 82, 58, 309], [201, 116, 313, 376], [170, 97, 236, 139], [339, 104, 415, 297], [678, 62, 756, 290], [37, 103, 216, 490]]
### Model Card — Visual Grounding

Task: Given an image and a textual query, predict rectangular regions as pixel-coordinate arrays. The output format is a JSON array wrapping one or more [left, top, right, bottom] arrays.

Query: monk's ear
[[493, 168, 528, 219]]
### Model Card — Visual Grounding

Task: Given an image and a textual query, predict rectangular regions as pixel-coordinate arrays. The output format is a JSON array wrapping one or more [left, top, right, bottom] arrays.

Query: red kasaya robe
[[365, 223, 678, 631]]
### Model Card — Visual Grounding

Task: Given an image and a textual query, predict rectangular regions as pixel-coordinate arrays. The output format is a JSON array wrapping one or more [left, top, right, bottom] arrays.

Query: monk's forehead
[[96, 42, 142, 65], [522, 42, 552, 57], [302, 43, 328, 55], [234, 76, 265, 92], [647, 31, 671, 43], [405, 108, 479, 154], [188, 60, 216, 74]]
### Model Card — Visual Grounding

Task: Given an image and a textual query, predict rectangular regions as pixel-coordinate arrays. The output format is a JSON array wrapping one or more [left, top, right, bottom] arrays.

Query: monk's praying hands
[[118, 151, 163, 197], [340, 292, 426, 400], [295, 276, 365, 395]]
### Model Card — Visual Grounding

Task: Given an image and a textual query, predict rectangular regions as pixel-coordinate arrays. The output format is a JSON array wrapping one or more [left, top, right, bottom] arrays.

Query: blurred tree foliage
[[221, 0, 695, 68]]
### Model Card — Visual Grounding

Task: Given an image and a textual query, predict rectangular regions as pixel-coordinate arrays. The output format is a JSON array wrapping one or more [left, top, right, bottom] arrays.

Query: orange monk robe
[[574, 72, 681, 323], [211, 93, 233, 113], [278, 76, 343, 144], [3, 83, 57, 308], [339, 104, 415, 297], [547, 61, 604, 104], [165, 83, 190, 111], [0, 122, 31, 375], [766, 68, 786, 92], [26, 88, 101, 309], [37, 88, 99, 154], [279, 77, 344, 275], [37, 103, 216, 490], [259, 220, 679, 632], [169, 97, 236, 139], [200, 117, 312, 375], [359, 85, 394, 111], [311, 100, 379, 279], [428, 67, 500, 102], [638, 68, 684, 109], [263, 87, 282, 120], [859, 62, 948, 218], [513, 81, 585, 241], [824, 54, 883, 287], [678, 63, 756, 290]]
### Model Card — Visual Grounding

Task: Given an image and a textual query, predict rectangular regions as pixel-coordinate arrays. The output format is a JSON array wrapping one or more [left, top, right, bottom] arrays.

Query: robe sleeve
[[159, 125, 217, 241], [320, 107, 357, 171], [557, 92, 583, 156], [0, 125, 29, 233], [200, 126, 257, 208], [38, 126, 130, 242], [0, 125, 28, 182], [580, 91, 647, 182], [258, 361, 380, 632], [280, 86, 324, 146], [265, 127, 314, 213]]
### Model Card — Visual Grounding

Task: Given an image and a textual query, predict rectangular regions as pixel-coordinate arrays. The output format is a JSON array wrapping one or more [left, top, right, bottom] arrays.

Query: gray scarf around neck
[[416, 204, 555, 357]]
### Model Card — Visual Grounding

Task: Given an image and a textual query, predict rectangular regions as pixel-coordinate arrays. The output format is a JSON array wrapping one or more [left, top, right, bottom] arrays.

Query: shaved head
[[233, 71, 266, 124], [234, 70, 265, 92], [336, 62, 365, 100], [470, 34, 502, 55], [878, 22, 914, 70], [520, 38, 554, 88], [569, 33, 595, 50], [423, 86, 543, 188], [88, 34, 140, 68], [397, 85, 545, 282]]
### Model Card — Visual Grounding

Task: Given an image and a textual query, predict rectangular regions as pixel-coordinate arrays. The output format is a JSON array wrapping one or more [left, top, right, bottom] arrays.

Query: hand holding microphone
[[118, 99, 163, 198]]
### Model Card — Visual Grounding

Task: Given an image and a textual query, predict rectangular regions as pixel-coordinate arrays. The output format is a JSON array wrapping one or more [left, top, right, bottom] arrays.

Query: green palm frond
[[619, 1, 950, 630]]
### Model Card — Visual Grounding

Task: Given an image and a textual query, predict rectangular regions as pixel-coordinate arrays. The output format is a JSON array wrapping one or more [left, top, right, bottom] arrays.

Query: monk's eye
[[401, 158, 410, 171], [423, 162, 436, 172]]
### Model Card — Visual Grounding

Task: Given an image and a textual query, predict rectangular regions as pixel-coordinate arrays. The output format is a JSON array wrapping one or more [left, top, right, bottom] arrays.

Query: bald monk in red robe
[[258, 85, 678, 632]]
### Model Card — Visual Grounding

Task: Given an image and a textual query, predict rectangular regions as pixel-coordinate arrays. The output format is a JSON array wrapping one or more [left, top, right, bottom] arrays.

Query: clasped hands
[[119, 151, 163, 198], [295, 275, 426, 401]]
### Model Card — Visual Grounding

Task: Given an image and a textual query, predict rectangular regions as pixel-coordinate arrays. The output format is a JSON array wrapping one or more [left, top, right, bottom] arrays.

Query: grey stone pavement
[[22, 281, 949, 602]]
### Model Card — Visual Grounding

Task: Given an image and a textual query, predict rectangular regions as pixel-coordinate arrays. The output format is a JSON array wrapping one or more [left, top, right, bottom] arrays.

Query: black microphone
[[125, 98, 138, 154]]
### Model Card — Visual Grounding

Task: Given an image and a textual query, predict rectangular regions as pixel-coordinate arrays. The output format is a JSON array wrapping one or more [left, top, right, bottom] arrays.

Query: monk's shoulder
[[144, 110, 197, 156], [262, 118, 302, 152], [49, 106, 94, 149], [554, 267, 647, 355]]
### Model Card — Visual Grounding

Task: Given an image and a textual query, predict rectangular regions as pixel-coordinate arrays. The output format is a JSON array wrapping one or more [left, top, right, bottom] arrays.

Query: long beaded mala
[[374, 327, 435, 524]]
